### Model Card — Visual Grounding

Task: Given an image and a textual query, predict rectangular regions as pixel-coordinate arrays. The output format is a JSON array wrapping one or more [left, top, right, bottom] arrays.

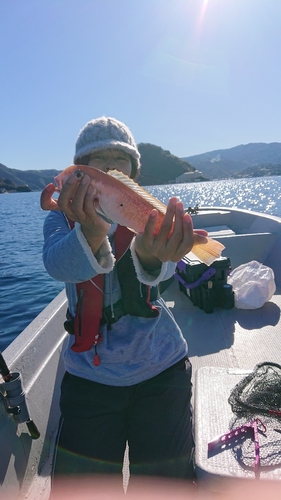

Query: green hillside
[[0, 144, 196, 191], [137, 143, 195, 185]]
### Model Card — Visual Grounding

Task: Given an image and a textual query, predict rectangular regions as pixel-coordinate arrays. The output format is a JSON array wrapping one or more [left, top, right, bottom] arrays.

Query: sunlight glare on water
[[147, 177, 281, 216]]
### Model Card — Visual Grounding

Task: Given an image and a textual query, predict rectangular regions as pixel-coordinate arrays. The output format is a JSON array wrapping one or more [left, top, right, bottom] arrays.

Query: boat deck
[[162, 280, 281, 487], [163, 279, 281, 374]]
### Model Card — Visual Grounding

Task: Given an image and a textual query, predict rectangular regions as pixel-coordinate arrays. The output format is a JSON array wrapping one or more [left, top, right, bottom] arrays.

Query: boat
[[1, 206, 281, 498]]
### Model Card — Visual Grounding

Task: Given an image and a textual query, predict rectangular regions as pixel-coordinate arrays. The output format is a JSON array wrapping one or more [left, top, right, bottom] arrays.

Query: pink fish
[[41, 165, 225, 265]]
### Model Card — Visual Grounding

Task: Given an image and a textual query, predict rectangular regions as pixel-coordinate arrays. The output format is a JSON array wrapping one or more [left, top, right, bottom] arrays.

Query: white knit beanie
[[74, 117, 141, 176]]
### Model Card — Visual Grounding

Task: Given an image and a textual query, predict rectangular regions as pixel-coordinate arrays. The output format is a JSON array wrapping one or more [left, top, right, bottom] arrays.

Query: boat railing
[[0, 290, 68, 499]]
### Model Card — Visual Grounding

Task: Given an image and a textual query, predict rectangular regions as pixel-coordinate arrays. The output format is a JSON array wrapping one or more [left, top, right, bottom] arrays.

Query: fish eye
[[75, 170, 84, 179]]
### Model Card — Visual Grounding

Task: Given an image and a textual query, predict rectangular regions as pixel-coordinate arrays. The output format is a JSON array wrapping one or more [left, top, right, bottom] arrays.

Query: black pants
[[53, 357, 194, 481]]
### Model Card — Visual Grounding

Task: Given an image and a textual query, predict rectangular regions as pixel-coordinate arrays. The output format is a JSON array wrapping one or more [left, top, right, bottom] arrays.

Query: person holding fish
[[41, 117, 221, 486]]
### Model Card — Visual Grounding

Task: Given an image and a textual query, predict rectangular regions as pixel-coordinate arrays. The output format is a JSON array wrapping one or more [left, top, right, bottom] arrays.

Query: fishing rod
[[0, 351, 40, 439]]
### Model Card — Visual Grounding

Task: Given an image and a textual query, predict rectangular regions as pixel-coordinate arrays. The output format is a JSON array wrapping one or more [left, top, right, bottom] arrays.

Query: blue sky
[[1, 0, 280, 171]]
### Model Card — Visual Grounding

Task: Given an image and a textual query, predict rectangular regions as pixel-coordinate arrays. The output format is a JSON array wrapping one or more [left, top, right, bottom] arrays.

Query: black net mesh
[[228, 362, 281, 417], [228, 362, 281, 470]]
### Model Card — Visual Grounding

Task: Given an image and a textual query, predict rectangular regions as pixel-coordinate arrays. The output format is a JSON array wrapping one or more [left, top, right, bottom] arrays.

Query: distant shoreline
[[2, 172, 281, 194]]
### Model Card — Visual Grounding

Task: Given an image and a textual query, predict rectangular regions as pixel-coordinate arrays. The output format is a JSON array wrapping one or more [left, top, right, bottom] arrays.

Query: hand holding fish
[[61, 172, 111, 254], [134, 198, 208, 267], [41, 165, 225, 266], [42, 173, 110, 255]]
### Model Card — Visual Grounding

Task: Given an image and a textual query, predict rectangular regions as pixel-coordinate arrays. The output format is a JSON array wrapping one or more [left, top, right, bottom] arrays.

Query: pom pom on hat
[[74, 117, 141, 175]]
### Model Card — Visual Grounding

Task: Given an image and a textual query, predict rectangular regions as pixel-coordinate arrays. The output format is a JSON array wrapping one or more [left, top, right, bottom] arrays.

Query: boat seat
[[198, 227, 277, 269], [192, 210, 232, 230], [204, 225, 236, 237], [194, 366, 281, 489], [216, 232, 277, 269]]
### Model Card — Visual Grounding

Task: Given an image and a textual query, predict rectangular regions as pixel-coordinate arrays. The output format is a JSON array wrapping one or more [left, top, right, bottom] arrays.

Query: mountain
[[0, 177, 31, 192], [0, 163, 60, 191], [137, 143, 195, 185], [231, 163, 281, 179], [2, 142, 281, 191], [183, 142, 281, 179], [0, 144, 196, 191]]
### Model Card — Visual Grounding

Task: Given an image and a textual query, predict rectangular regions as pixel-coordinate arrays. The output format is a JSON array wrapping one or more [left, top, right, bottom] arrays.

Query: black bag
[[175, 255, 234, 313]]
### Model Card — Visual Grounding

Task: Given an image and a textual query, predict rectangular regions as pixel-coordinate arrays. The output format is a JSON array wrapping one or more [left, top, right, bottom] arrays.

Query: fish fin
[[108, 170, 167, 214], [192, 238, 225, 266]]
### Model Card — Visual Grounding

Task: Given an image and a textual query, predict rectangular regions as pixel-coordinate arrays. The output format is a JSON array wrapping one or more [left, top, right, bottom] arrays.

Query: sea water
[[1, 176, 281, 350]]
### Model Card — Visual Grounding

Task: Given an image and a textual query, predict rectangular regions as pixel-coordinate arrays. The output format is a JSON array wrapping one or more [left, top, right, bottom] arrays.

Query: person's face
[[88, 149, 132, 177]]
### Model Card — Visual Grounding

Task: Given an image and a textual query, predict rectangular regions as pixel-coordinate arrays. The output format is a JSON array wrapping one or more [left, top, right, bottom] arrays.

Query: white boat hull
[[1, 207, 281, 497]]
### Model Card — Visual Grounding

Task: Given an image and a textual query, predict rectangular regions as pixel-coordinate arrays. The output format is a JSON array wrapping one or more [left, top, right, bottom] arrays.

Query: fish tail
[[192, 238, 225, 266]]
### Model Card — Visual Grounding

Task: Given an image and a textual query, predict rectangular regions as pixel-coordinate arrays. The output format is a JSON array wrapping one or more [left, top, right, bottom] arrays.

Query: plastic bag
[[228, 260, 276, 309]]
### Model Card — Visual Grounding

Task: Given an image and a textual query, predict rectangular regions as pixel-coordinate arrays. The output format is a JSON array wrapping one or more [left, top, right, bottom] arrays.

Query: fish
[[40, 165, 225, 265]]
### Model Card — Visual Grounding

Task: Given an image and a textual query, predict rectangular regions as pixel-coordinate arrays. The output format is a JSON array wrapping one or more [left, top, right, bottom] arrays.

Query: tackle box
[[175, 255, 234, 313]]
